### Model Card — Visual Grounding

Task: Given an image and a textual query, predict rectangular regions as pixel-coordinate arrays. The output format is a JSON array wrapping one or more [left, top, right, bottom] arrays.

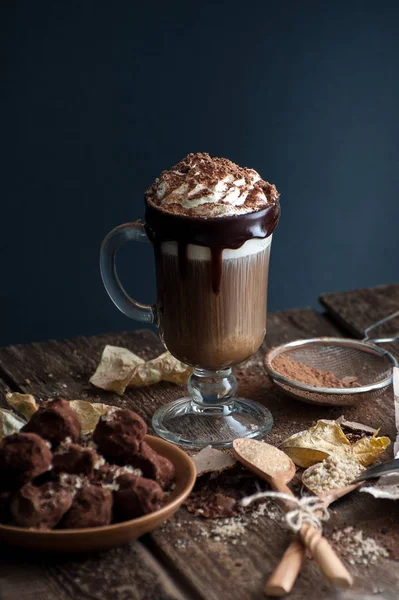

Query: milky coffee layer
[[145, 153, 279, 218], [156, 242, 271, 368]]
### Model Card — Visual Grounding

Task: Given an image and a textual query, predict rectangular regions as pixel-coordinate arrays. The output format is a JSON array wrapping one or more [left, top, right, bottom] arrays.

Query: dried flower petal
[[351, 433, 391, 466], [90, 346, 192, 394], [69, 400, 114, 433], [0, 408, 26, 440], [128, 351, 192, 387], [280, 419, 390, 468], [89, 345, 145, 395], [5, 392, 38, 420]]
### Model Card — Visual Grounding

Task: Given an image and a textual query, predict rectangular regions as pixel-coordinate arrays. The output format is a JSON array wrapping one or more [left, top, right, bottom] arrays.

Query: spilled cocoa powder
[[271, 355, 359, 388], [184, 465, 266, 518]]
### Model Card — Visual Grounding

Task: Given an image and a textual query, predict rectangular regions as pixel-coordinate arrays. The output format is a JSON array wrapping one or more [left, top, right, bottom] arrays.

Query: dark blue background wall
[[2, 0, 399, 346]]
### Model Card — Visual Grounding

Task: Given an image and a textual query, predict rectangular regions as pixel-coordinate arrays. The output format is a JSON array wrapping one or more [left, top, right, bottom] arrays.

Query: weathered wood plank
[[0, 308, 397, 599], [0, 376, 14, 408], [0, 543, 187, 600], [0, 329, 164, 418], [320, 283, 399, 342], [0, 561, 72, 600]]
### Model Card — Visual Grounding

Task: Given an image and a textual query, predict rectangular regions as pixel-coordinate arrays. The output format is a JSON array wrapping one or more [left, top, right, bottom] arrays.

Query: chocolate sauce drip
[[145, 201, 280, 294], [210, 250, 223, 294]]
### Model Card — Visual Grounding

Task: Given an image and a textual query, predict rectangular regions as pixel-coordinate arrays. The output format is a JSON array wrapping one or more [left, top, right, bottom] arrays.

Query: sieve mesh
[[271, 380, 390, 406], [265, 338, 397, 407]]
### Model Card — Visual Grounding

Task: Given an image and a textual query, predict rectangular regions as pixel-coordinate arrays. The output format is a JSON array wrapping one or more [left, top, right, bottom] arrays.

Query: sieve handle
[[363, 309, 399, 343]]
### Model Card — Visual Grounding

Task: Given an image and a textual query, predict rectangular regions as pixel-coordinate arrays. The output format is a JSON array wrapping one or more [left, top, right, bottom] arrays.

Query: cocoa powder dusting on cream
[[145, 152, 279, 218]]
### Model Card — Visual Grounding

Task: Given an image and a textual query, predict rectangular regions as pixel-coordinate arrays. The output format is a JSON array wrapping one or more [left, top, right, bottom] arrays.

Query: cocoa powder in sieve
[[272, 355, 358, 388]]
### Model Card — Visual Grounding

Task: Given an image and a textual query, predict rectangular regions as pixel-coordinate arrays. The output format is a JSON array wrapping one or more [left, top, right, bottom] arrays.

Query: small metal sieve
[[264, 310, 399, 406]]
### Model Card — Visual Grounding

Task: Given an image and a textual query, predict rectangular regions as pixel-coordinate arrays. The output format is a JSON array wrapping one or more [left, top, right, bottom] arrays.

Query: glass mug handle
[[100, 221, 156, 323]]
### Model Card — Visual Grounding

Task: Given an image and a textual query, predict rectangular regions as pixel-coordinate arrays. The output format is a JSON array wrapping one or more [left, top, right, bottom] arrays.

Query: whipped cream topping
[[145, 153, 279, 218]]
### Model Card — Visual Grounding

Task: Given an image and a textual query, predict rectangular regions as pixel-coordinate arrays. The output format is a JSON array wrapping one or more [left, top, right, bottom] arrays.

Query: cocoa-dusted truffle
[[91, 463, 141, 487], [129, 441, 175, 489], [22, 398, 81, 448], [90, 462, 116, 486], [10, 481, 74, 529], [0, 491, 12, 524], [93, 409, 147, 461], [60, 485, 112, 528], [52, 443, 102, 477], [113, 473, 164, 521], [0, 432, 52, 491]]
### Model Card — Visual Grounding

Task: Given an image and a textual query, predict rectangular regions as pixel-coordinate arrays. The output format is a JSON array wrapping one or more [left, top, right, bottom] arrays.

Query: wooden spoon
[[232, 439, 353, 593], [265, 482, 360, 596]]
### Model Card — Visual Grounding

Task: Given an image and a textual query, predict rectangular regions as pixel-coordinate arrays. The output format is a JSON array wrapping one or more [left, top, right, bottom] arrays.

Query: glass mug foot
[[152, 396, 273, 448], [152, 368, 273, 448]]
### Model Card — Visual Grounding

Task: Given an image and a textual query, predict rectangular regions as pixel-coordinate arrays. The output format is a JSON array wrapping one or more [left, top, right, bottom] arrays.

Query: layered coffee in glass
[[100, 153, 280, 447]]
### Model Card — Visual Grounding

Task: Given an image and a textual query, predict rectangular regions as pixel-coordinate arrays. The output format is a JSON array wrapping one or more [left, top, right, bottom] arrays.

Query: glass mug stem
[[100, 220, 274, 448], [189, 368, 237, 409]]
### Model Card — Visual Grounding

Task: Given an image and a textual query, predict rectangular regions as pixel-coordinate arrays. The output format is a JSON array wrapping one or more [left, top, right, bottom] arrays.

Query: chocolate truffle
[[129, 441, 175, 489], [22, 398, 81, 448], [0, 491, 12, 524], [58, 473, 90, 490], [52, 443, 101, 477], [90, 463, 115, 486], [10, 481, 74, 529], [0, 432, 53, 491], [91, 463, 140, 486], [60, 485, 112, 528], [93, 409, 147, 461], [113, 474, 164, 521]]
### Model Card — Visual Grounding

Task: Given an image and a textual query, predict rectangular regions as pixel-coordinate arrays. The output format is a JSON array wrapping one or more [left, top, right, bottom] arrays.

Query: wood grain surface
[[0, 298, 398, 600], [320, 283, 399, 341]]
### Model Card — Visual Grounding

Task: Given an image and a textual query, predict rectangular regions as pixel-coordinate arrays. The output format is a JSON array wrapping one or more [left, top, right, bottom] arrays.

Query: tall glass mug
[[100, 199, 280, 448]]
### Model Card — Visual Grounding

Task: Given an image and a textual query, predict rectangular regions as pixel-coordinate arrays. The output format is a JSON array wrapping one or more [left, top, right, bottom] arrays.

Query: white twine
[[241, 491, 330, 533]]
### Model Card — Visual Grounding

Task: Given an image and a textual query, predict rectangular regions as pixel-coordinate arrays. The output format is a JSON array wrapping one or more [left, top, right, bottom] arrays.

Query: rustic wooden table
[[0, 284, 398, 600]]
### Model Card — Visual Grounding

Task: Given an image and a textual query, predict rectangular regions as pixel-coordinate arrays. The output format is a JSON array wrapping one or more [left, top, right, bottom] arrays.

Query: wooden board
[[0, 543, 187, 600], [0, 305, 398, 599], [320, 283, 399, 342]]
